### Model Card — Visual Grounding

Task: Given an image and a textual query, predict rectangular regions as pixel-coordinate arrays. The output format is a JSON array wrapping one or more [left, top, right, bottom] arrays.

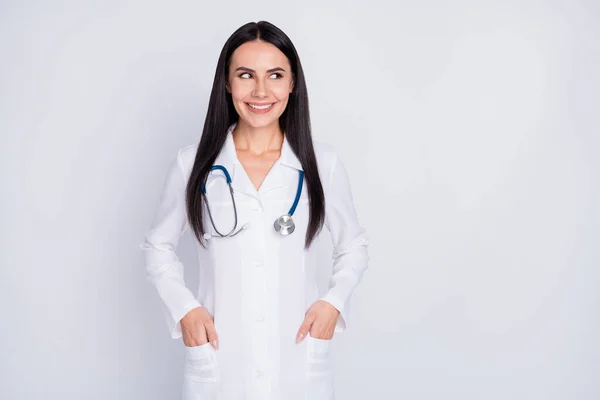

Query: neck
[[232, 120, 284, 156]]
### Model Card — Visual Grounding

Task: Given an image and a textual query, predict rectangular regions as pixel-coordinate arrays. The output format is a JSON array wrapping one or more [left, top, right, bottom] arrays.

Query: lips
[[245, 102, 275, 114]]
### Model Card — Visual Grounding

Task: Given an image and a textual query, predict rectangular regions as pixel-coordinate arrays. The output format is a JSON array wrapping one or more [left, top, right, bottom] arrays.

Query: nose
[[252, 77, 267, 98]]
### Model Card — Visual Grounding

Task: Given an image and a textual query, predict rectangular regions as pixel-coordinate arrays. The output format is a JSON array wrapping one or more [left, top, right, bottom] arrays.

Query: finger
[[309, 322, 324, 339], [322, 326, 334, 340], [181, 322, 196, 347], [190, 323, 208, 347], [296, 313, 316, 344], [182, 332, 193, 347], [204, 320, 219, 349]]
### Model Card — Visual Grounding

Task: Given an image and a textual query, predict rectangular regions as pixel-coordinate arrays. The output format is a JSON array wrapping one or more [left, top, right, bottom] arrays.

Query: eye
[[239, 72, 251, 79], [270, 73, 283, 79]]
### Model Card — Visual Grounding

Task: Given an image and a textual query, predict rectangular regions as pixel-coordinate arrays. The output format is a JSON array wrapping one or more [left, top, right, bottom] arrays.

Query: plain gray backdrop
[[1, 0, 598, 399]]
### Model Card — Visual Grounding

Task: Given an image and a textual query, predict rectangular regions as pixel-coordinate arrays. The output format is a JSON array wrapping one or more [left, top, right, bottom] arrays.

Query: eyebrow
[[234, 66, 286, 73]]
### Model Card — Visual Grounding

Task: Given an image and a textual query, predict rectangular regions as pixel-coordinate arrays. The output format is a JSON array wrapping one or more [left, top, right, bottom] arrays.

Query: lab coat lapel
[[258, 165, 284, 195], [260, 135, 303, 195], [209, 123, 258, 199]]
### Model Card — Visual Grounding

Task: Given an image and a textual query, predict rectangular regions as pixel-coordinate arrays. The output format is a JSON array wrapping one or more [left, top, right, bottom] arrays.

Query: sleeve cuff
[[168, 300, 203, 339], [319, 293, 348, 333]]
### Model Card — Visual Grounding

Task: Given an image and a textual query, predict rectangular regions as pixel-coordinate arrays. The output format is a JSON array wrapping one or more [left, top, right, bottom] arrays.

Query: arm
[[139, 149, 202, 339], [320, 150, 370, 332]]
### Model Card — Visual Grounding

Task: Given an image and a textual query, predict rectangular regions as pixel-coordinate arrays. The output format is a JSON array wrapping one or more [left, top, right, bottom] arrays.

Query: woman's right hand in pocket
[[180, 306, 219, 349]]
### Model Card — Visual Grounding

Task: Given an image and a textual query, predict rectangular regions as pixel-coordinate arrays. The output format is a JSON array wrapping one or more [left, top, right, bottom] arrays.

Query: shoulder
[[176, 142, 199, 175], [312, 139, 338, 166], [312, 139, 341, 180]]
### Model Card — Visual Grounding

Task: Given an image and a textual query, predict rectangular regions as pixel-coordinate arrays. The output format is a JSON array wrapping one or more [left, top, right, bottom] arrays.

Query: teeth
[[248, 103, 273, 110]]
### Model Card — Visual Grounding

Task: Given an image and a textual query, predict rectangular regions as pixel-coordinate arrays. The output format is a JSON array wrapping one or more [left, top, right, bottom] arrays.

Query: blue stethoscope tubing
[[201, 165, 304, 238]]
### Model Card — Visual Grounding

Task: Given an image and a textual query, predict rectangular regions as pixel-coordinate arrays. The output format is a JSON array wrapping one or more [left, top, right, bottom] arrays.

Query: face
[[226, 40, 294, 129]]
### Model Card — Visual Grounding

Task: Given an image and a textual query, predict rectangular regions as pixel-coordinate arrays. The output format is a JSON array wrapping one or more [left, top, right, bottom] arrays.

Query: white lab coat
[[140, 123, 369, 400]]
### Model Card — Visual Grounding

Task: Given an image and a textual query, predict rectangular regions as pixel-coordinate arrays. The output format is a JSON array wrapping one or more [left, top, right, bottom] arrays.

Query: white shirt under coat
[[140, 123, 370, 400]]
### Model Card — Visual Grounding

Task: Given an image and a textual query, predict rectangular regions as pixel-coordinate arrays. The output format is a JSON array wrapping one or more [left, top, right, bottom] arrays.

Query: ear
[[225, 82, 231, 93], [289, 78, 294, 93]]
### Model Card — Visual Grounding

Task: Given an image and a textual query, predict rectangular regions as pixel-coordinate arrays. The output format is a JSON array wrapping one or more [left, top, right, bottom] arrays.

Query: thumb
[[204, 320, 219, 350], [296, 313, 316, 344]]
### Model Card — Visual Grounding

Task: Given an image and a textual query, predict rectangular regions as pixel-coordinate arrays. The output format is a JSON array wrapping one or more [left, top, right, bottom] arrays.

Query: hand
[[296, 300, 340, 343], [180, 306, 219, 349]]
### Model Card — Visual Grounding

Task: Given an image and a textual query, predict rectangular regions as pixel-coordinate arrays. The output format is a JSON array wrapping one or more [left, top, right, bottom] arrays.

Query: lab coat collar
[[279, 135, 303, 172], [211, 122, 238, 184], [208, 123, 251, 196]]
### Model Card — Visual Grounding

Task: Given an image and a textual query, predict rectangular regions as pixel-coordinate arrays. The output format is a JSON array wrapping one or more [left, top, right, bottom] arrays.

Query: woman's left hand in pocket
[[296, 300, 340, 343]]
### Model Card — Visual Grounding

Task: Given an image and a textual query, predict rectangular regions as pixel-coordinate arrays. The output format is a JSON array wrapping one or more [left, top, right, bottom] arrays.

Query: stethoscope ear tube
[[287, 170, 304, 216], [202, 179, 239, 238]]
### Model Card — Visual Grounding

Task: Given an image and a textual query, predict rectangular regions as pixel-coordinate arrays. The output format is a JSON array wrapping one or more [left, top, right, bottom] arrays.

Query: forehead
[[229, 40, 290, 70]]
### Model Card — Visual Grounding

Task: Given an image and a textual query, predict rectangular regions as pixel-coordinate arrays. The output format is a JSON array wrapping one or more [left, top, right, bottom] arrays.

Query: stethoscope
[[201, 165, 304, 239]]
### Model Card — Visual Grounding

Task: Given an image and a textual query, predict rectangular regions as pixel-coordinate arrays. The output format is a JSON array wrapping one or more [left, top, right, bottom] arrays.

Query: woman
[[140, 21, 369, 400]]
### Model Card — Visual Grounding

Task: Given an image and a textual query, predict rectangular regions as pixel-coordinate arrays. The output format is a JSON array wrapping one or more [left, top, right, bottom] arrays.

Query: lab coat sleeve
[[139, 149, 202, 339], [320, 150, 370, 332]]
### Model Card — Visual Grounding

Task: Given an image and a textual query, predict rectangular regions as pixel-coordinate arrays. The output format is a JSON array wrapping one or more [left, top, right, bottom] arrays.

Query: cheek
[[272, 84, 292, 101], [229, 81, 251, 101]]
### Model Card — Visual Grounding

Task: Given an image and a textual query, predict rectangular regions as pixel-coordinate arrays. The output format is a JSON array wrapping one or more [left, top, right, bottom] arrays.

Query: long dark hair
[[186, 21, 325, 249]]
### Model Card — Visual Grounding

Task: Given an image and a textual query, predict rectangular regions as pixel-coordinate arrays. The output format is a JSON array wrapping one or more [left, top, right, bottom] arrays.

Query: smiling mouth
[[245, 102, 275, 114], [246, 103, 274, 109]]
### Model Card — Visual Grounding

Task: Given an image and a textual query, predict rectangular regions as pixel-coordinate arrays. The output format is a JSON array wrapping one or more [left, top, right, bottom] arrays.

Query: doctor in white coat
[[140, 20, 369, 400]]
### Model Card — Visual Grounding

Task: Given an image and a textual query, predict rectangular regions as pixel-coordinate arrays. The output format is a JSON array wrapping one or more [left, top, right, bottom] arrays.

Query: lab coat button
[[252, 261, 263, 268], [255, 369, 264, 378], [255, 316, 265, 322]]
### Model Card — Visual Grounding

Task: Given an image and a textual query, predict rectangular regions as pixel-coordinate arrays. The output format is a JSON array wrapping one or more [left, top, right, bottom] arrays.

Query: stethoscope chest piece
[[274, 214, 295, 236]]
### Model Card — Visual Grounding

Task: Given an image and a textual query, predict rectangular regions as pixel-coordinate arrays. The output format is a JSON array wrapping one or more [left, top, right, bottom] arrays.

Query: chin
[[242, 117, 280, 129], [239, 112, 284, 129]]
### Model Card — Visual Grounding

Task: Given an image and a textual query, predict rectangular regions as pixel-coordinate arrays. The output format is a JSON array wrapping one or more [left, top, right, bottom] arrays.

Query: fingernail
[[296, 333, 304, 344], [212, 339, 218, 349]]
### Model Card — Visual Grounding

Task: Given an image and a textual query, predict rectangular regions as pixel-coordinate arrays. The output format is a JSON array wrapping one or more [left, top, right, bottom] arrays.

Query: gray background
[[1, 0, 598, 399]]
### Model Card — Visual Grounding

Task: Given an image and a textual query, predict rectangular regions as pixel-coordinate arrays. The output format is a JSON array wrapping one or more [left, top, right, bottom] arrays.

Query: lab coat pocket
[[306, 333, 334, 399], [182, 343, 220, 400], [183, 342, 219, 383]]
